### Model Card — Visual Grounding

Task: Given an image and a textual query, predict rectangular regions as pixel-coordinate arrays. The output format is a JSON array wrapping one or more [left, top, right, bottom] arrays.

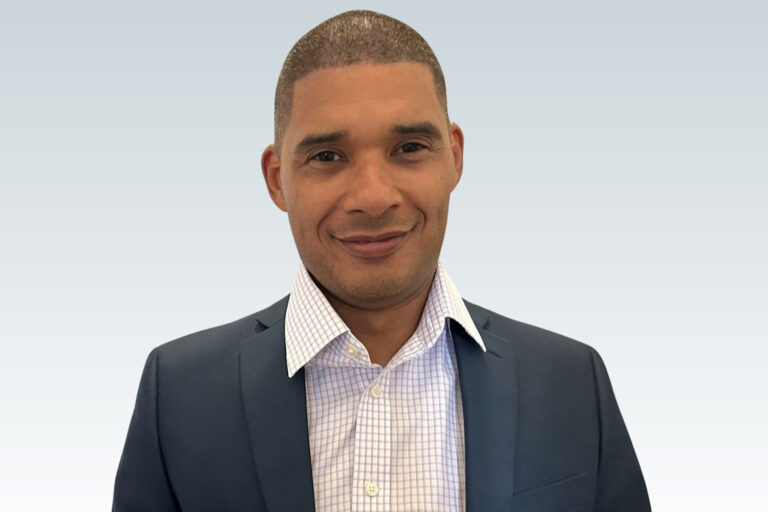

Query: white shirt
[[285, 261, 486, 511]]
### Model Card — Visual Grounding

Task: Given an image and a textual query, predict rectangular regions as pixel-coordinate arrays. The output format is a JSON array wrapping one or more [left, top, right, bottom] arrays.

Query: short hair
[[274, 10, 449, 157]]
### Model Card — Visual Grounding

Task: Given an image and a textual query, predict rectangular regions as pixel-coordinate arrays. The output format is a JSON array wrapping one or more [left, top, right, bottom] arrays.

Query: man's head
[[262, 10, 464, 311]]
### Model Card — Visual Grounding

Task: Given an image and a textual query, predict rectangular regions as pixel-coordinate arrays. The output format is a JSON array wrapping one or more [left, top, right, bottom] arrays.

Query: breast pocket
[[512, 472, 591, 512]]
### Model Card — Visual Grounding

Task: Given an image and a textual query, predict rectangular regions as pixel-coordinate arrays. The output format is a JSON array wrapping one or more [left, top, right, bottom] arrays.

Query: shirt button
[[370, 385, 382, 398], [345, 345, 358, 358], [365, 481, 379, 497]]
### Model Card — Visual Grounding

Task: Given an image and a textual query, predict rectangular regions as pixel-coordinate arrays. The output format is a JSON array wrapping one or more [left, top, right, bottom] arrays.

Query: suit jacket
[[113, 295, 651, 512]]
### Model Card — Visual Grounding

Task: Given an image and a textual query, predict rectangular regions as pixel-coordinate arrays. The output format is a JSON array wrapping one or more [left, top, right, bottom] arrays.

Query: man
[[113, 10, 651, 512]]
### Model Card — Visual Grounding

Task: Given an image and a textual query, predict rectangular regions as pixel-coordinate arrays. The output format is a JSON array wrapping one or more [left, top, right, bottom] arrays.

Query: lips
[[336, 230, 410, 258]]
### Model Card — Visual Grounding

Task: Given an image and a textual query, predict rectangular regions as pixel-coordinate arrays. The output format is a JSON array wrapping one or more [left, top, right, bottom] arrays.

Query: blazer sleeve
[[113, 348, 181, 512], [589, 346, 652, 511]]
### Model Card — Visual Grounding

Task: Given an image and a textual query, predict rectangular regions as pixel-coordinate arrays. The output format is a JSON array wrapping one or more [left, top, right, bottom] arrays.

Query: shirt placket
[[352, 369, 391, 511]]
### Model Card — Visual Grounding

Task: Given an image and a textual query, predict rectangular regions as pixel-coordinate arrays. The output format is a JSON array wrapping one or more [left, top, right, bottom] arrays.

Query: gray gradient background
[[1, 1, 765, 510]]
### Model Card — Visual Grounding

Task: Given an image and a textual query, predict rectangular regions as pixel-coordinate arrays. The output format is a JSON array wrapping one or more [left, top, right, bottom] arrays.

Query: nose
[[340, 155, 402, 218]]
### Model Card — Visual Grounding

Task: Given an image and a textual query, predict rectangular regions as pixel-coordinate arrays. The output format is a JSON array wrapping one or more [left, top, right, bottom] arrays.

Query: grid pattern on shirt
[[284, 262, 486, 512]]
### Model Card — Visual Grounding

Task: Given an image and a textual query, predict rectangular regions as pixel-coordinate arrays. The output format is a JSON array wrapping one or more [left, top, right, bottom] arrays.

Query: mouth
[[335, 229, 411, 259]]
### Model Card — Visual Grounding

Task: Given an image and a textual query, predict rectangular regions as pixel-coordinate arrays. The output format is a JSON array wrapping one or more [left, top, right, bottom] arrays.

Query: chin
[[340, 267, 428, 307]]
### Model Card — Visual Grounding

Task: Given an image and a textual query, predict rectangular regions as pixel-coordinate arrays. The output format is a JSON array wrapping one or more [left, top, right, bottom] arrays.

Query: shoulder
[[463, 300, 612, 403], [151, 295, 289, 369], [464, 299, 602, 365]]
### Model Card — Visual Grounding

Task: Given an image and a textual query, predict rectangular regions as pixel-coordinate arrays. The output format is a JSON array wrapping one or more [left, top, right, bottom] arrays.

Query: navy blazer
[[113, 296, 651, 511]]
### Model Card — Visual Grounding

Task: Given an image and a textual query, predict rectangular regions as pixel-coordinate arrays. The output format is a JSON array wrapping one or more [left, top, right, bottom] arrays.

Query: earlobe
[[261, 144, 288, 212]]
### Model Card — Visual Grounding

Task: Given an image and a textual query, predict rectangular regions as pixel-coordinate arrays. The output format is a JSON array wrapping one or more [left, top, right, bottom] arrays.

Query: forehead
[[287, 62, 444, 136]]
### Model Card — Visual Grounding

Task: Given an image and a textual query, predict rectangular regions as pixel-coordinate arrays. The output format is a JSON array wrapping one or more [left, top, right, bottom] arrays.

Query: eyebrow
[[294, 130, 346, 155], [392, 121, 443, 140], [293, 121, 443, 155]]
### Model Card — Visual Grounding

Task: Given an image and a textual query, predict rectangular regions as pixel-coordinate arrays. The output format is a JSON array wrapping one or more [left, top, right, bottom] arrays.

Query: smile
[[336, 230, 410, 259]]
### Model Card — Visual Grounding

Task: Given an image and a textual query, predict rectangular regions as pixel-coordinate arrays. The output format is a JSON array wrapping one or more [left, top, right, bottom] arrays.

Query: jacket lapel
[[239, 296, 315, 511], [454, 302, 519, 510]]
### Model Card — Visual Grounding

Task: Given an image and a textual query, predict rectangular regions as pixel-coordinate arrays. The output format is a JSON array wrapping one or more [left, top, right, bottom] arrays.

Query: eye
[[310, 150, 341, 163], [396, 142, 428, 154]]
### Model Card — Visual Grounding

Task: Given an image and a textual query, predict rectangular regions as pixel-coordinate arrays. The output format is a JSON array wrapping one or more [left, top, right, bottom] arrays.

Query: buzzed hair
[[274, 10, 449, 157]]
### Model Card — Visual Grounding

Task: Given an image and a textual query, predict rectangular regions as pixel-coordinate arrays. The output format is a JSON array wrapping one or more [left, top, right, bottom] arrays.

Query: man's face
[[262, 61, 464, 310]]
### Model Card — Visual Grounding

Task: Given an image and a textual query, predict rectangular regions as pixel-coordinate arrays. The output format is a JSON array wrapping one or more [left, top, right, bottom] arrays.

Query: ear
[[261, 144, 287, 212], [448, 121, 464, 191]]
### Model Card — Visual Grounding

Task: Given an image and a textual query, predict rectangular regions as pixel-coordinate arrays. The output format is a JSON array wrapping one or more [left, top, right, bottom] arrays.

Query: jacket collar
[[240, 295, 518, 511]]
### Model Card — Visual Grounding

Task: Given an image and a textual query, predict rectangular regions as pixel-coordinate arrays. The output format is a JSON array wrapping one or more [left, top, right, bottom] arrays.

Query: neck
[[325, 272, 435, 367]]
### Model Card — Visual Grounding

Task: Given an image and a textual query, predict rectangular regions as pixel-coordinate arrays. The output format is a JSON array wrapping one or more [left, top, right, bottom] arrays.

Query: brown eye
[[311, 151, 340, 162], [397, 142, 427, 153]]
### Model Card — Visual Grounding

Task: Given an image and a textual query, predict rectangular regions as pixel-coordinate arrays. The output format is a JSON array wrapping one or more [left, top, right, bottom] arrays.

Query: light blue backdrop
[[1, 1, 766, 510]]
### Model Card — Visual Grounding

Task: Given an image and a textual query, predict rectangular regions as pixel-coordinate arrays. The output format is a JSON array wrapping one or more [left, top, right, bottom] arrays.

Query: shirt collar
[[284, 261, 486, 378]]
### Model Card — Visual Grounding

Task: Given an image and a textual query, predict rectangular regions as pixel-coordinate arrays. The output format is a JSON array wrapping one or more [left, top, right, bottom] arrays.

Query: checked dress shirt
[[284, 261, 486, 511]]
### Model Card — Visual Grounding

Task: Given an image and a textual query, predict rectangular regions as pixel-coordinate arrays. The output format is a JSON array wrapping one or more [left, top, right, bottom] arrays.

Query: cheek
[[286, 188, 333, 241], [413, 181, 451, 225]]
